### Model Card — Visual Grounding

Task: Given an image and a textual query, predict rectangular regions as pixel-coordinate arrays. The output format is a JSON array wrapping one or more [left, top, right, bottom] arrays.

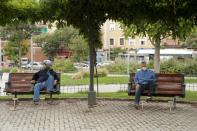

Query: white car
[[98, 61, 114, 67], [74, 63, 89, 70], [26, 62, 43, 70]]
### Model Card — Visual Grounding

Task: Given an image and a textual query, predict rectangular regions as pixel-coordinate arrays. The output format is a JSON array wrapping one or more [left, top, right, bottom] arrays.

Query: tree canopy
[[34, 26, 89, 61], [0, 22, 37, 65]]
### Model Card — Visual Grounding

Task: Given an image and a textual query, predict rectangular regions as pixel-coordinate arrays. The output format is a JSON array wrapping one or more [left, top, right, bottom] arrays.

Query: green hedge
[[52, 58, 76, 72], [105, 58, 197, 74], [0, 67, 18, 73], [71, 68, 108, 79]]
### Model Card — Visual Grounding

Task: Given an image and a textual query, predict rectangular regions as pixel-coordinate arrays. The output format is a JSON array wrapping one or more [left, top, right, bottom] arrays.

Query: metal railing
[[0, 73, 197, 96]]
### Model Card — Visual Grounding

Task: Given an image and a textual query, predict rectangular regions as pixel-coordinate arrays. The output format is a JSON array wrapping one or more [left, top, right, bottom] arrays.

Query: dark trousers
[[134, 81, 155, 105]]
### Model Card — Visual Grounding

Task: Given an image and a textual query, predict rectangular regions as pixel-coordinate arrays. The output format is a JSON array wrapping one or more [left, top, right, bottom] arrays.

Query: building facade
[[101, 20, 154, 49], [100, 20, 154, 61]]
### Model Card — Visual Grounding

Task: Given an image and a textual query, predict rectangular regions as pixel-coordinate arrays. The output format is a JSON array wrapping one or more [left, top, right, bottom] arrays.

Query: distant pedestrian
[[134, 61, 156, 109]]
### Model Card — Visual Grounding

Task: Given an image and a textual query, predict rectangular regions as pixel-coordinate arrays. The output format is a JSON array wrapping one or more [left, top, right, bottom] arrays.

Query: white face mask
[[142, 67, 147, 71]]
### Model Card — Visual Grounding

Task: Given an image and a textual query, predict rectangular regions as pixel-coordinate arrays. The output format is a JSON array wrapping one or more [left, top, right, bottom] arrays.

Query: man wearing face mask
[[31, 60, 59, 105], [134, 61, 156, 109]]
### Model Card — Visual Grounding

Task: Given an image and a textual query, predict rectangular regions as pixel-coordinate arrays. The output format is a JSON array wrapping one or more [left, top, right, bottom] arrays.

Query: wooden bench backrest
[[129, 73, 184, 84], [129, 72, 185, 97], [6, 73, 61, 93], [8, 73, 34, 88], [156, 73, 184, 83]]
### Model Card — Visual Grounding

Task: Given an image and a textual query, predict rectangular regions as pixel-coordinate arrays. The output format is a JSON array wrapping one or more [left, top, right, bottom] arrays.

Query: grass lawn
[[60, 75, 129, 85], [185, 79, 197, 83], [60, 74, 197, 86]]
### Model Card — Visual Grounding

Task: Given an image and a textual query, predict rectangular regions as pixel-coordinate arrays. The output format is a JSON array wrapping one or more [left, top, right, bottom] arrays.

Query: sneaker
[[147, 96, 152, 99], [134, 104, 140, 110], [146, 96, 152, 102]]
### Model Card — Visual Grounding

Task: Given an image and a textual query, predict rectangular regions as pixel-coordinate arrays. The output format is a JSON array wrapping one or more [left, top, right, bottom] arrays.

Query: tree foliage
[[0, 0, 40, 25], [0, 22, 37, 65], [34, 26, 88, 61], [110, 47, 126, 61], [184, 27, 197, 49], [4, 40, 28, 65]]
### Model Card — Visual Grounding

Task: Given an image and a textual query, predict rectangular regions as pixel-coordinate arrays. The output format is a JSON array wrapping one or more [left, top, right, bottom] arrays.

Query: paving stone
[[0, 100, 196, 131]]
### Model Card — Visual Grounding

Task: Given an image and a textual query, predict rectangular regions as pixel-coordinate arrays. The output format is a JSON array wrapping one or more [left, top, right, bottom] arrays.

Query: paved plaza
[[0, 100, 196, 131]]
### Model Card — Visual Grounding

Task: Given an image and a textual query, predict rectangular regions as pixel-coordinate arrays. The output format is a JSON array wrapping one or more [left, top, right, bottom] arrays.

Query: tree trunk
[[154, 41, 160, 73], [89, 42, 94, 92]]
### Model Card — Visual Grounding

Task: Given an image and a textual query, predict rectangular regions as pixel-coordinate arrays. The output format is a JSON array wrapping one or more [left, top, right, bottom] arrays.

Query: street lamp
[[30, 34, 34, 71]]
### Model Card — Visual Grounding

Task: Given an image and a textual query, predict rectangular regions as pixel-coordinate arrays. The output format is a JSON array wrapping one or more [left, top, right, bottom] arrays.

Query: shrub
[[0, 67, 18, 73], [160, 58, 184, 73], [52, 58, 76, 72], [106, 59, 127, 74], [95, 68, 108, 77], [129, 62, 139, 73], [71, 68, 108, 79], [183, 58, 197, 74]]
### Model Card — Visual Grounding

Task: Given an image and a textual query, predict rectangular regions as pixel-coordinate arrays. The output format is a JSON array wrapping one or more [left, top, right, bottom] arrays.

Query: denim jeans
[[134, 81, 155, 105], [33, 75, 54, 101]]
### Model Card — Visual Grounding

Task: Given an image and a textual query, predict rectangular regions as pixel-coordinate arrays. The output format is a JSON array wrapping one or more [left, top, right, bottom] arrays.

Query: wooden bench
[[4, 73, 61, 101], [128, 73, 185, 108]]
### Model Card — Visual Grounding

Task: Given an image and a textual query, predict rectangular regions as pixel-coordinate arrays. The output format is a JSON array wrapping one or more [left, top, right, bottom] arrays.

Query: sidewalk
[[0, 100, 196, 131]]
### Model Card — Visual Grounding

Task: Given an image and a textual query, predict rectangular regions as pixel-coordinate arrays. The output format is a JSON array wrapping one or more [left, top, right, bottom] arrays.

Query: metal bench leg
[[141, 101, 146, 110], [173, 97, 177, 109], [47, 93, 54, 105], [13, 98, 18, 110], [13, 92, 18, 109]]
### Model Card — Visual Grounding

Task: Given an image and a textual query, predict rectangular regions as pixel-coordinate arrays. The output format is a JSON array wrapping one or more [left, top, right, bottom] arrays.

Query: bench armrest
[[53, 83, 60, 92], [4, 82, 11, 92], [182, 84, 186, 97]]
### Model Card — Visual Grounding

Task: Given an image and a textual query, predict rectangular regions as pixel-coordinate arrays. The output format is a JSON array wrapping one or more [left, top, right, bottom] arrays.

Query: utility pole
[[30, 35, 33, 71]]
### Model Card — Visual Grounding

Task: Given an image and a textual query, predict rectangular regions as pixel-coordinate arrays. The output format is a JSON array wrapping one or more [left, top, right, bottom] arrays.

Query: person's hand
[[53, 80, 57, 85], [136, 84, 140, 88], [31, 80, 36, 84]]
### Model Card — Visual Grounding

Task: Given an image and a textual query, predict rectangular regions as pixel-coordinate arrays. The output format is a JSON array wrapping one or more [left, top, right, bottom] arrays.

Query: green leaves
[[34, 26, 88, 61]]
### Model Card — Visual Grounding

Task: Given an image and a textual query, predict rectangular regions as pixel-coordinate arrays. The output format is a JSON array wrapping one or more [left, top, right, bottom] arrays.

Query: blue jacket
[[134, 69, 156, 85]]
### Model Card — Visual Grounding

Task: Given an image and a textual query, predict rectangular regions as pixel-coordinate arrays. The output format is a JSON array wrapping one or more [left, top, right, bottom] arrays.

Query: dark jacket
[[32, 68, 59, 83]]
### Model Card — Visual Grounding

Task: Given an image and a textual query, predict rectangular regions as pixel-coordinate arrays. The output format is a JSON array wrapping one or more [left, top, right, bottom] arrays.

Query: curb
[[1, 97, 196, 104]]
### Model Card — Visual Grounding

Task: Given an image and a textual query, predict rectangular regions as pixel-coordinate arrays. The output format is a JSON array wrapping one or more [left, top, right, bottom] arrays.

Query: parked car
[[97, 61, 114, 67], [21, 58, 29, 65], [26, 62, 43, 70], [0, 62, 9, 67], [74, 63, 89, 70]]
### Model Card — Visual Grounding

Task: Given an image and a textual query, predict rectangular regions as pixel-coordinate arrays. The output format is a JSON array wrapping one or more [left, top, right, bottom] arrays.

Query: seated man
[[31, 60, 59, 105], [134, 61, 156, 109]]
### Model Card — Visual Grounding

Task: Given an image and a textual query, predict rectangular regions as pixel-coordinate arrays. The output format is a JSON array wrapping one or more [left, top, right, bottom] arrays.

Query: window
[[109, 38, 114, 45], [120, 38, 124, 45], [109, 23, 115, 31], [140, 41, 145, 45], [128, 37, 134, 45], [140, 38, 146, 45]]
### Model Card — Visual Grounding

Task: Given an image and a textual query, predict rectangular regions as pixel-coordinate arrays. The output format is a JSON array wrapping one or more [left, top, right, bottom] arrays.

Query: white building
[[119, 48, 195, 63]]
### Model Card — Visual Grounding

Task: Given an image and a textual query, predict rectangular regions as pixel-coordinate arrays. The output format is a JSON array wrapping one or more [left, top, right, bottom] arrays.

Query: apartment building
[[101, 20, 154, 50], [100, 19, 154, 61]]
